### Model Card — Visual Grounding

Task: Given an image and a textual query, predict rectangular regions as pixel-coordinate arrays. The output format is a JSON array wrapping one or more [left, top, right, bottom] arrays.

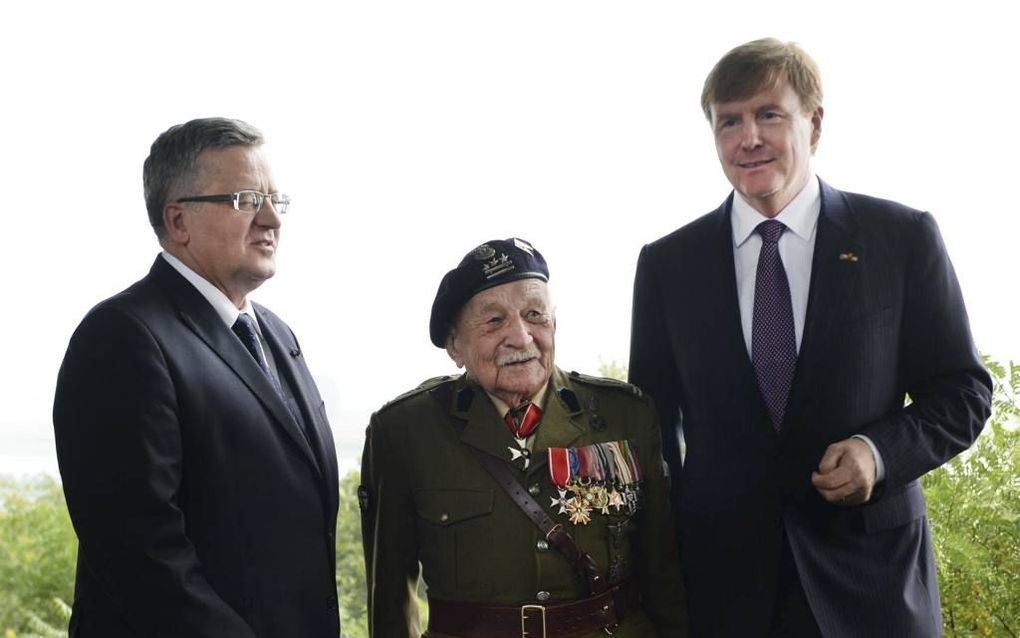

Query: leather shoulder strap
[[468, 448, 608, 595]]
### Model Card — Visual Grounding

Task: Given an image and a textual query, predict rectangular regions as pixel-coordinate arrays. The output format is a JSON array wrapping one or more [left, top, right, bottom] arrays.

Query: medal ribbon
[[504, 402, 542, 439], [548, 440, 644, 487], [549, 447, 571, 487]]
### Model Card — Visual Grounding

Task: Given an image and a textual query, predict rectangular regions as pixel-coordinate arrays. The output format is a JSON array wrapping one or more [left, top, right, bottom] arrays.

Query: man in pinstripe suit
[[628, 38, 992, 636]]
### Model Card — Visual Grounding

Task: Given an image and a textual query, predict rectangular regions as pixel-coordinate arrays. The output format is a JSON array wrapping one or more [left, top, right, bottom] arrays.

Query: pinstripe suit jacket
[[628, 179, 992, 637]]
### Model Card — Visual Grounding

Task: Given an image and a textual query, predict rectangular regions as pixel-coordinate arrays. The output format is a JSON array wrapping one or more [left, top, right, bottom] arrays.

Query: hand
[[810, 438, 877, 506]]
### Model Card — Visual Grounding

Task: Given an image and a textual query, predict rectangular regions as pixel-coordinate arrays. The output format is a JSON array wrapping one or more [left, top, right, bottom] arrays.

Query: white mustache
[[497, 349, 540, 366]]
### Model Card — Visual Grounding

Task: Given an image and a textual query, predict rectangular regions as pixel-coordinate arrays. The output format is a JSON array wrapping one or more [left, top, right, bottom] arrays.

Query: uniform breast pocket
[[413, 488, 494, 595]]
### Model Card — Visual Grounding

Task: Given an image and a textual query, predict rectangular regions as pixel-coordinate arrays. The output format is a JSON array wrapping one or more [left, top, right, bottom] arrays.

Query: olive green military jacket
[[360, 367, 688, 637]]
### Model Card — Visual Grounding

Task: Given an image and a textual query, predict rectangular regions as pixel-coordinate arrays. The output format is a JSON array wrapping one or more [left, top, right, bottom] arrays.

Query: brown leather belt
[[427, 581, 639, 638]]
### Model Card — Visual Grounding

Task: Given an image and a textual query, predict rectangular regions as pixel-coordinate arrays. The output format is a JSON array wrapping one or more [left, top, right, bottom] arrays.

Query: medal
[[508, 438, 531, 469], [546, 440, 645, 525], [550, 489, 570, 514], [566, 495, 592, 525]]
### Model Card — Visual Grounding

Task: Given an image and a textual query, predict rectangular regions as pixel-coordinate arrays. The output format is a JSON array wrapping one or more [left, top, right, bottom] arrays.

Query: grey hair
[[142, 117, 264, 239]]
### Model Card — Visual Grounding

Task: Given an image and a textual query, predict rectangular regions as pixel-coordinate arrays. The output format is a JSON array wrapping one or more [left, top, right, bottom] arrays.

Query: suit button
[[326, 596, 337, 610], [536, 591, 551, 602], [528, 484, 541, 496], [536, 539, 549, 552], [439, 513, 450, 523]]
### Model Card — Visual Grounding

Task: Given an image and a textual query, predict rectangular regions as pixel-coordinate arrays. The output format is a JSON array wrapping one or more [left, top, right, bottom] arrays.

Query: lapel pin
[[838, 252, 859, 262]]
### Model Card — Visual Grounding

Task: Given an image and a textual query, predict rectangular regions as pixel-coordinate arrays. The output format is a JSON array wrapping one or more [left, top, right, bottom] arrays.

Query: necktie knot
[[233, 312, 258, 335], [232, 313, 269, 372], [504, 402, 543, 439], [755, 219, 786, 244]]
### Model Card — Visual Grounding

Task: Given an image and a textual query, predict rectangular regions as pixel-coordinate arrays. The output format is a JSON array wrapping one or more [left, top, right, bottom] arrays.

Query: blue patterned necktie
[[752, 220, 797, 431], [232, 313, 281, 393]]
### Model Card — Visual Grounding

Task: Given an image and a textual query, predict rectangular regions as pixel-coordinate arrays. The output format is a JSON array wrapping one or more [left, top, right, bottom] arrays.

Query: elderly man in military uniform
[[360, 238, 688, 637]]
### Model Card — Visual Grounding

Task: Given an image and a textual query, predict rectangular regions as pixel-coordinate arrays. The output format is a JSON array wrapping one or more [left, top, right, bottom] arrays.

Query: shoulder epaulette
[[379, 375, 457, 411], [568, 370, 644, 398]]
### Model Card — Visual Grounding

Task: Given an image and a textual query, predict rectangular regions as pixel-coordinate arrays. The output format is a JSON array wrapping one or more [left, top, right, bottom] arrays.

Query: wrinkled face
[[164, 145, 281, 307], [710, 80, 822, 217], [446, 278, 556, 406]]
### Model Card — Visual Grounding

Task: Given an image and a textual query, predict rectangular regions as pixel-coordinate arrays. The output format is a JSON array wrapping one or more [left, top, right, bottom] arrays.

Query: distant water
[[0, 454, 61, 479], [0, 452, 360, 481]]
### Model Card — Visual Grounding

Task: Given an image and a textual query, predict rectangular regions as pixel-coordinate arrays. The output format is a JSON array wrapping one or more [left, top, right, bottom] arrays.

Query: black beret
[[429, 237, 549, 347]]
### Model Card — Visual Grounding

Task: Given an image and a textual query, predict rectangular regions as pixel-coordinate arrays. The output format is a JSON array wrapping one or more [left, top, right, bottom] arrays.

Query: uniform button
[[536, 539, 549, 552], [439, 513, 449, 523], [536, 591, 551, 602], [528, 484, 541, 496]]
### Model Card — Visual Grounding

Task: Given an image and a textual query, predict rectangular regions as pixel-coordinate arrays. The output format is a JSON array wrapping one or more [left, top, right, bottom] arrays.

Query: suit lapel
[[149, 258, 321, 474], [256, 306, 328, 480], [785, 180, 863, 434], [706, 198, 767, 417]]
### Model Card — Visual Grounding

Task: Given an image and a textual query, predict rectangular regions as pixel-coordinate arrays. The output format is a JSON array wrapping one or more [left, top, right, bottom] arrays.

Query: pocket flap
[[414, 488, 494, 526], [862, 482, 927, 534]]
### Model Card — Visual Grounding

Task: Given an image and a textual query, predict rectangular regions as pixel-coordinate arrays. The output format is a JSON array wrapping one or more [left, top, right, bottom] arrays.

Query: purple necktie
[[752, 220, 797, 431]]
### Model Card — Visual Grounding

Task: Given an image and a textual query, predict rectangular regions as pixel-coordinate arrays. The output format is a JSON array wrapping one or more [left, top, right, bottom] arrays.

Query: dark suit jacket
[[628, 179, 992, 637], [53, 256, 340, 638]]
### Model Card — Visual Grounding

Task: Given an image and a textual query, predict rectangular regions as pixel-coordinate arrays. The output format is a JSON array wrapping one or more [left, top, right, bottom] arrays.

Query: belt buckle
[[520, 604, 547, 638]]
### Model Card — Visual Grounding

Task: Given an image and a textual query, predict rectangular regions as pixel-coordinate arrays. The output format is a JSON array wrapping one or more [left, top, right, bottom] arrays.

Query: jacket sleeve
[[862, 212, 992, 488], [628, 245, 685, 505], [52, 306, 255, 637], [361, 413, 423, 637], [633, 397, 691, 636]]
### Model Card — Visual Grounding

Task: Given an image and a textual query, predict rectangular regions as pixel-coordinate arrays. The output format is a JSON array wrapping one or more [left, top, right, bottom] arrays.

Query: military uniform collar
[[484, 382, 551, 421], [449, 368, 587, 472]]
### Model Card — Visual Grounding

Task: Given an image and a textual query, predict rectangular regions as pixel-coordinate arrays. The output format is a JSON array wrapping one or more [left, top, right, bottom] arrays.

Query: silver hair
[[142, 117, 264, 239]]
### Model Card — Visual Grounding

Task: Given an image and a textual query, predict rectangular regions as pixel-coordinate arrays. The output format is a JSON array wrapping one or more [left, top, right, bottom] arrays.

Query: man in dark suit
[[53, 118, 340, 637], [628, 39, 992, 637]]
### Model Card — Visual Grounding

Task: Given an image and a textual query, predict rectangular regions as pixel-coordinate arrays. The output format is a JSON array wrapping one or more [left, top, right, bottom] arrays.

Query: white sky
[[2, 0, 1017, 473]]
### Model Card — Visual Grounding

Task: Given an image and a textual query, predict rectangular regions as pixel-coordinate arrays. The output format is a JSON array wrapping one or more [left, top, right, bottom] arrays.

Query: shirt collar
[[486, 381, 551, 419], [731, 174, 821, 248], [160, 251, 259, 332]]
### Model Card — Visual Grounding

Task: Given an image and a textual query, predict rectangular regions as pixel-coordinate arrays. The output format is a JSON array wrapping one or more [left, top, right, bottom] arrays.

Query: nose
[[254, 201, 283, 229], [502, 314, 534, 348], [740, 120, 762, 150]]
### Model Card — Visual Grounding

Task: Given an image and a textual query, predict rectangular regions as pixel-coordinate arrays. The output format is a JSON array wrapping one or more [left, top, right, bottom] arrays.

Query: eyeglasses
[[176, 190, 291, 215]]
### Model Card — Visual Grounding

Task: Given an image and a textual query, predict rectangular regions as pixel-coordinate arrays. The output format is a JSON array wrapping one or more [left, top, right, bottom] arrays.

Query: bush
[[0, 476, 75, 636], [923, 358, 1020, 637]]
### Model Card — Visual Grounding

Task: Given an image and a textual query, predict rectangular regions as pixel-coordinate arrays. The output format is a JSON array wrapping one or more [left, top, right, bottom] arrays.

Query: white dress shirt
[[729, 177, 885, 481], [160, 251, 281, 376]]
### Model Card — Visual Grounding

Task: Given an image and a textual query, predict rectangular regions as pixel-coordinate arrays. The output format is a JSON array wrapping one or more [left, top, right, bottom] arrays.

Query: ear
[[445, 333, 465, 369], [162, 202, 191, 245], [810, 105, 824, 152]]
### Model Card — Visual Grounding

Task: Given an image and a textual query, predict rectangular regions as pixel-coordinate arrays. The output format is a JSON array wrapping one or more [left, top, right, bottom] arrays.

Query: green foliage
[[19, 598, 70, 638], [0, 476, 74, 637], [337, 470, 427, 638], [337, 471, 368, 637], [597, 358, 627, 381], [923, 358, 1020, 637]]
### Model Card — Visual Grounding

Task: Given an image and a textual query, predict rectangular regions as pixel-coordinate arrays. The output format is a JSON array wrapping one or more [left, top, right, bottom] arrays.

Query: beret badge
[[469, 244, 496, 261], [483, 253, 515, 280]]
